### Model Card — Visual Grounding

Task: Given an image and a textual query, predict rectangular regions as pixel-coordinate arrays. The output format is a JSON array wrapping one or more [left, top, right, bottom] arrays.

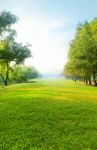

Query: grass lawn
[[0, 79, 97, 150]]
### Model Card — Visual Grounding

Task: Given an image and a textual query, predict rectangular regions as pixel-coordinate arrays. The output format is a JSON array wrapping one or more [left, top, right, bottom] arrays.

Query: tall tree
[[0, 11, 32, 85], [64, 18, 97, 85]]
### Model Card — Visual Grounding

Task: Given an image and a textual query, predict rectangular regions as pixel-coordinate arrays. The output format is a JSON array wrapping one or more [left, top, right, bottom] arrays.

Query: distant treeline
[[64, 18, 97, 86], [0, 65, 40, 84]]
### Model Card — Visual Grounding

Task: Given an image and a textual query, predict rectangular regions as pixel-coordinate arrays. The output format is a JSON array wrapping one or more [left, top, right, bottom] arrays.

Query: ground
[[0, 79, 97, 150]]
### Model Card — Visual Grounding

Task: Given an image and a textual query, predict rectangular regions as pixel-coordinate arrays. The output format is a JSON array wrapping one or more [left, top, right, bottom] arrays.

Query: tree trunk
[[88, 78, 91, 85], [85, 76, 88, 85], [0, 63, 9, 86], [0, 74, 6, 85], [5, 62, 9, 86], [93, 66, 97, 86]]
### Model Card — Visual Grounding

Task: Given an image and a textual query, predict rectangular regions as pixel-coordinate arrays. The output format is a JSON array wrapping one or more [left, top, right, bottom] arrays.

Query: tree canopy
[[64, 18, 97, 85], [0, 11, 17, 34], [0, 11, 32, 85], [10, 65, 40, 83]]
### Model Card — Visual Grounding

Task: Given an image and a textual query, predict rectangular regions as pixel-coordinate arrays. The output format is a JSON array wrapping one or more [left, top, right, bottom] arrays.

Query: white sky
[[12, 17, 67, 74], [12, 15, 72, 76], [13, 17, 70, 76]]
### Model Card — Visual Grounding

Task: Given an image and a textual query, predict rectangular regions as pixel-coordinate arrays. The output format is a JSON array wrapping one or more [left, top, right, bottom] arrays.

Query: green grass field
[[0, 79, 97, 150]]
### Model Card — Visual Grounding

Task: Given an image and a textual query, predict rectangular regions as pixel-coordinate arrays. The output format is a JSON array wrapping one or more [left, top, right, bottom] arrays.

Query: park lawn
[[0, 79, 97, 149]]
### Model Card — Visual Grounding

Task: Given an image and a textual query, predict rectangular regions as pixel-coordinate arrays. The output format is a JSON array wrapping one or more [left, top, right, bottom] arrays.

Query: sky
[[0, 0, 97, 76]]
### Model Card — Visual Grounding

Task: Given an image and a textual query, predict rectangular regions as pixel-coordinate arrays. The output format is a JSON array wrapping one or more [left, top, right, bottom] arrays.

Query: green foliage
[[0, 39, 31, 63], [64, 18, 97, 85], [0, 11, 32, 85], [0, 11, 17, 33], [11, 65, 40, 83], [0, 79, 97, 149]]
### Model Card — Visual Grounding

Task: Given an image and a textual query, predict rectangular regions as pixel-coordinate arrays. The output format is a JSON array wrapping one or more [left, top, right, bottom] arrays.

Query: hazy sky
[[0, 0, 97, 76]]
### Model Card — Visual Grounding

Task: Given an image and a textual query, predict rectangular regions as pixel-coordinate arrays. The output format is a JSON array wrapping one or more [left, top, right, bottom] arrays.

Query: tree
[[0, 38, 31, 85], [11, 66, 40, 83], [0, 11, 32, 85], [64, 18, 97, 85]]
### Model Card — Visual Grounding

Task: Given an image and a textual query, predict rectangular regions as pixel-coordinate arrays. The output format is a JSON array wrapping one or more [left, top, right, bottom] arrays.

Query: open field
[[0, 79, 97, 150]]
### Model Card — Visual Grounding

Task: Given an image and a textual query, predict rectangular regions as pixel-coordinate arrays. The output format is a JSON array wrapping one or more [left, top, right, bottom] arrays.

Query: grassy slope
[[0, 79, 97, 150]]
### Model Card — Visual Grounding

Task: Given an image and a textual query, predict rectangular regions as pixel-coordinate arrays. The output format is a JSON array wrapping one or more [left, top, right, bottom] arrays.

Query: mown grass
[[0, 79, 97, 150]]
